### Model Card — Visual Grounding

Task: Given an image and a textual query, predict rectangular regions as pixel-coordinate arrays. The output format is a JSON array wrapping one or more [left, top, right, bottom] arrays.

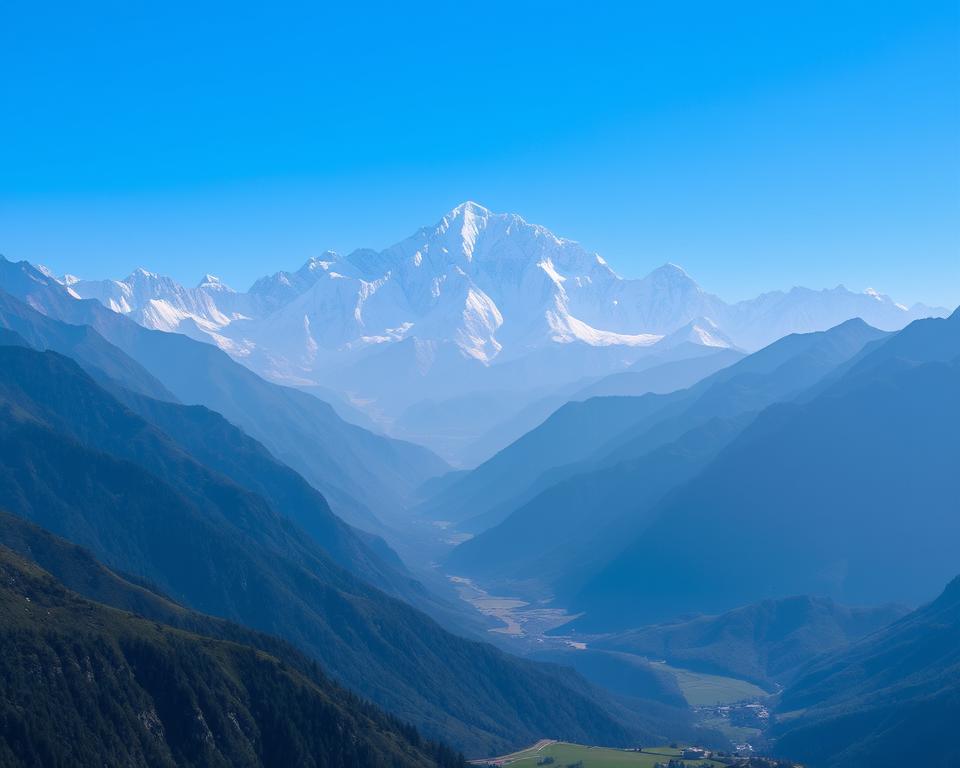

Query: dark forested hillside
[[595, 595, 907, 689], [0, 543, 464, 768], [774, 576, 960, 768]]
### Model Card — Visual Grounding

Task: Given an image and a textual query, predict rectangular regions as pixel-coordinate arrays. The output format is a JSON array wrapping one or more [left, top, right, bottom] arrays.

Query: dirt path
[[469, 739, 557, 765]]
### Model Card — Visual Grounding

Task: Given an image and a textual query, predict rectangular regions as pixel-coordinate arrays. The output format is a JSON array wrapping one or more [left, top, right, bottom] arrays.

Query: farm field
[[696, 712, 762, 745], [653, 662, 767, 706], [472, 741, 726, 767]]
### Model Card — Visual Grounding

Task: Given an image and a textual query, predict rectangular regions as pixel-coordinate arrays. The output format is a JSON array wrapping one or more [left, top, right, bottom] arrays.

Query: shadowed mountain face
[[571, 347, 745, 400], [445, 414, 750, 597], [0, 343, 687, 755], [0, 258, 447, 531], [773, 576, 960, 768], [109, 389, 420, 593], [0, 539, 465, 768], [593, 316, 894, 466], [420, 318, 889, 532], [452, 345, 744, 469], [570, 312, 960, 630], [595, 596, 908, 689]]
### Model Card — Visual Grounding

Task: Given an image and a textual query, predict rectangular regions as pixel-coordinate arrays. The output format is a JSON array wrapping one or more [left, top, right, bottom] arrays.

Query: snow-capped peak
[[863, 287, 890, 301], [36, 264, 60, 280], [658, 316, 736, 349], [197, 274, 234, 292], [61, 202, 948, 412], [433, 202, 492, 262], [643, 262, 697, 285], [447, 200, 490, 218], [303, 250, 341, 269]]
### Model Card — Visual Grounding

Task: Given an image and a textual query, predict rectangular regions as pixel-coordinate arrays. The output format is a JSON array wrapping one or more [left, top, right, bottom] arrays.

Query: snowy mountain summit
[[65, 201, 945, 415]]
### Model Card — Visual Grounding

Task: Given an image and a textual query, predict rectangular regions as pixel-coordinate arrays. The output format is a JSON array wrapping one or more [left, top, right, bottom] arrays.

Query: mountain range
[[47, 202, 945, 462]]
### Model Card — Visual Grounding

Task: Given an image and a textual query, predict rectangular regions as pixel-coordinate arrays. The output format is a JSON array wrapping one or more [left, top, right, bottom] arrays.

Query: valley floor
[[448, 574, 575, 645], [447, 571, 774, 755], [654, 663, 767, 707], [470, 742, 727, 767]]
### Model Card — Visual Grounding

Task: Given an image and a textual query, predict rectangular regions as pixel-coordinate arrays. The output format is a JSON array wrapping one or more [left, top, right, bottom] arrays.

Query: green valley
[[472, 741, 727, 768]]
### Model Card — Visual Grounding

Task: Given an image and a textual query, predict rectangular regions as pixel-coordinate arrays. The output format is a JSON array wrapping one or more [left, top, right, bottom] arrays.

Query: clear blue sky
[[1, 1, 957, 307]]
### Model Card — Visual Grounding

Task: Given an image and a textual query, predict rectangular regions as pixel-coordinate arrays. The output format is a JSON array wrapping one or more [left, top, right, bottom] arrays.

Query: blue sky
[[1, 1, 957, 306]]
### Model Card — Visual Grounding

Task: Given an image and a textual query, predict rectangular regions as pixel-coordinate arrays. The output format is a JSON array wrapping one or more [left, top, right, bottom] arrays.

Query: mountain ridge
[[0, 257, 448, 530], [569, 312, 960, 629], [60, 205, 944, 367]]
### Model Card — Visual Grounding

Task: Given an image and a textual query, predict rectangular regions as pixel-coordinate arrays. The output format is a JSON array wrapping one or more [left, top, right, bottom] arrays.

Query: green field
[[475, 741, 725, 767], [654, 662, 767, 706], [697, 713, 762, 745]]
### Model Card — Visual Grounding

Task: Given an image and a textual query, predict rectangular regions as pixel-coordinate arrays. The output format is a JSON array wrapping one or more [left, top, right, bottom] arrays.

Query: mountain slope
[[596, 596, 907, 689], [425, 318, 888, 536], [416, 393, 679, 527], [0, 542, 464, 768], [594, 317, 891, 465], [107, 387, 424, 602], [0, 256, 447, 531], [0, 344, 680, 755], [571, 347, 743, 400], [452, 341, 730, 467], [0, 289, 175, 401], [773, 576, 960, 768], [446, 415, 749, 597], [571, 313, 960, 629], [0, 297, 428, 604]]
